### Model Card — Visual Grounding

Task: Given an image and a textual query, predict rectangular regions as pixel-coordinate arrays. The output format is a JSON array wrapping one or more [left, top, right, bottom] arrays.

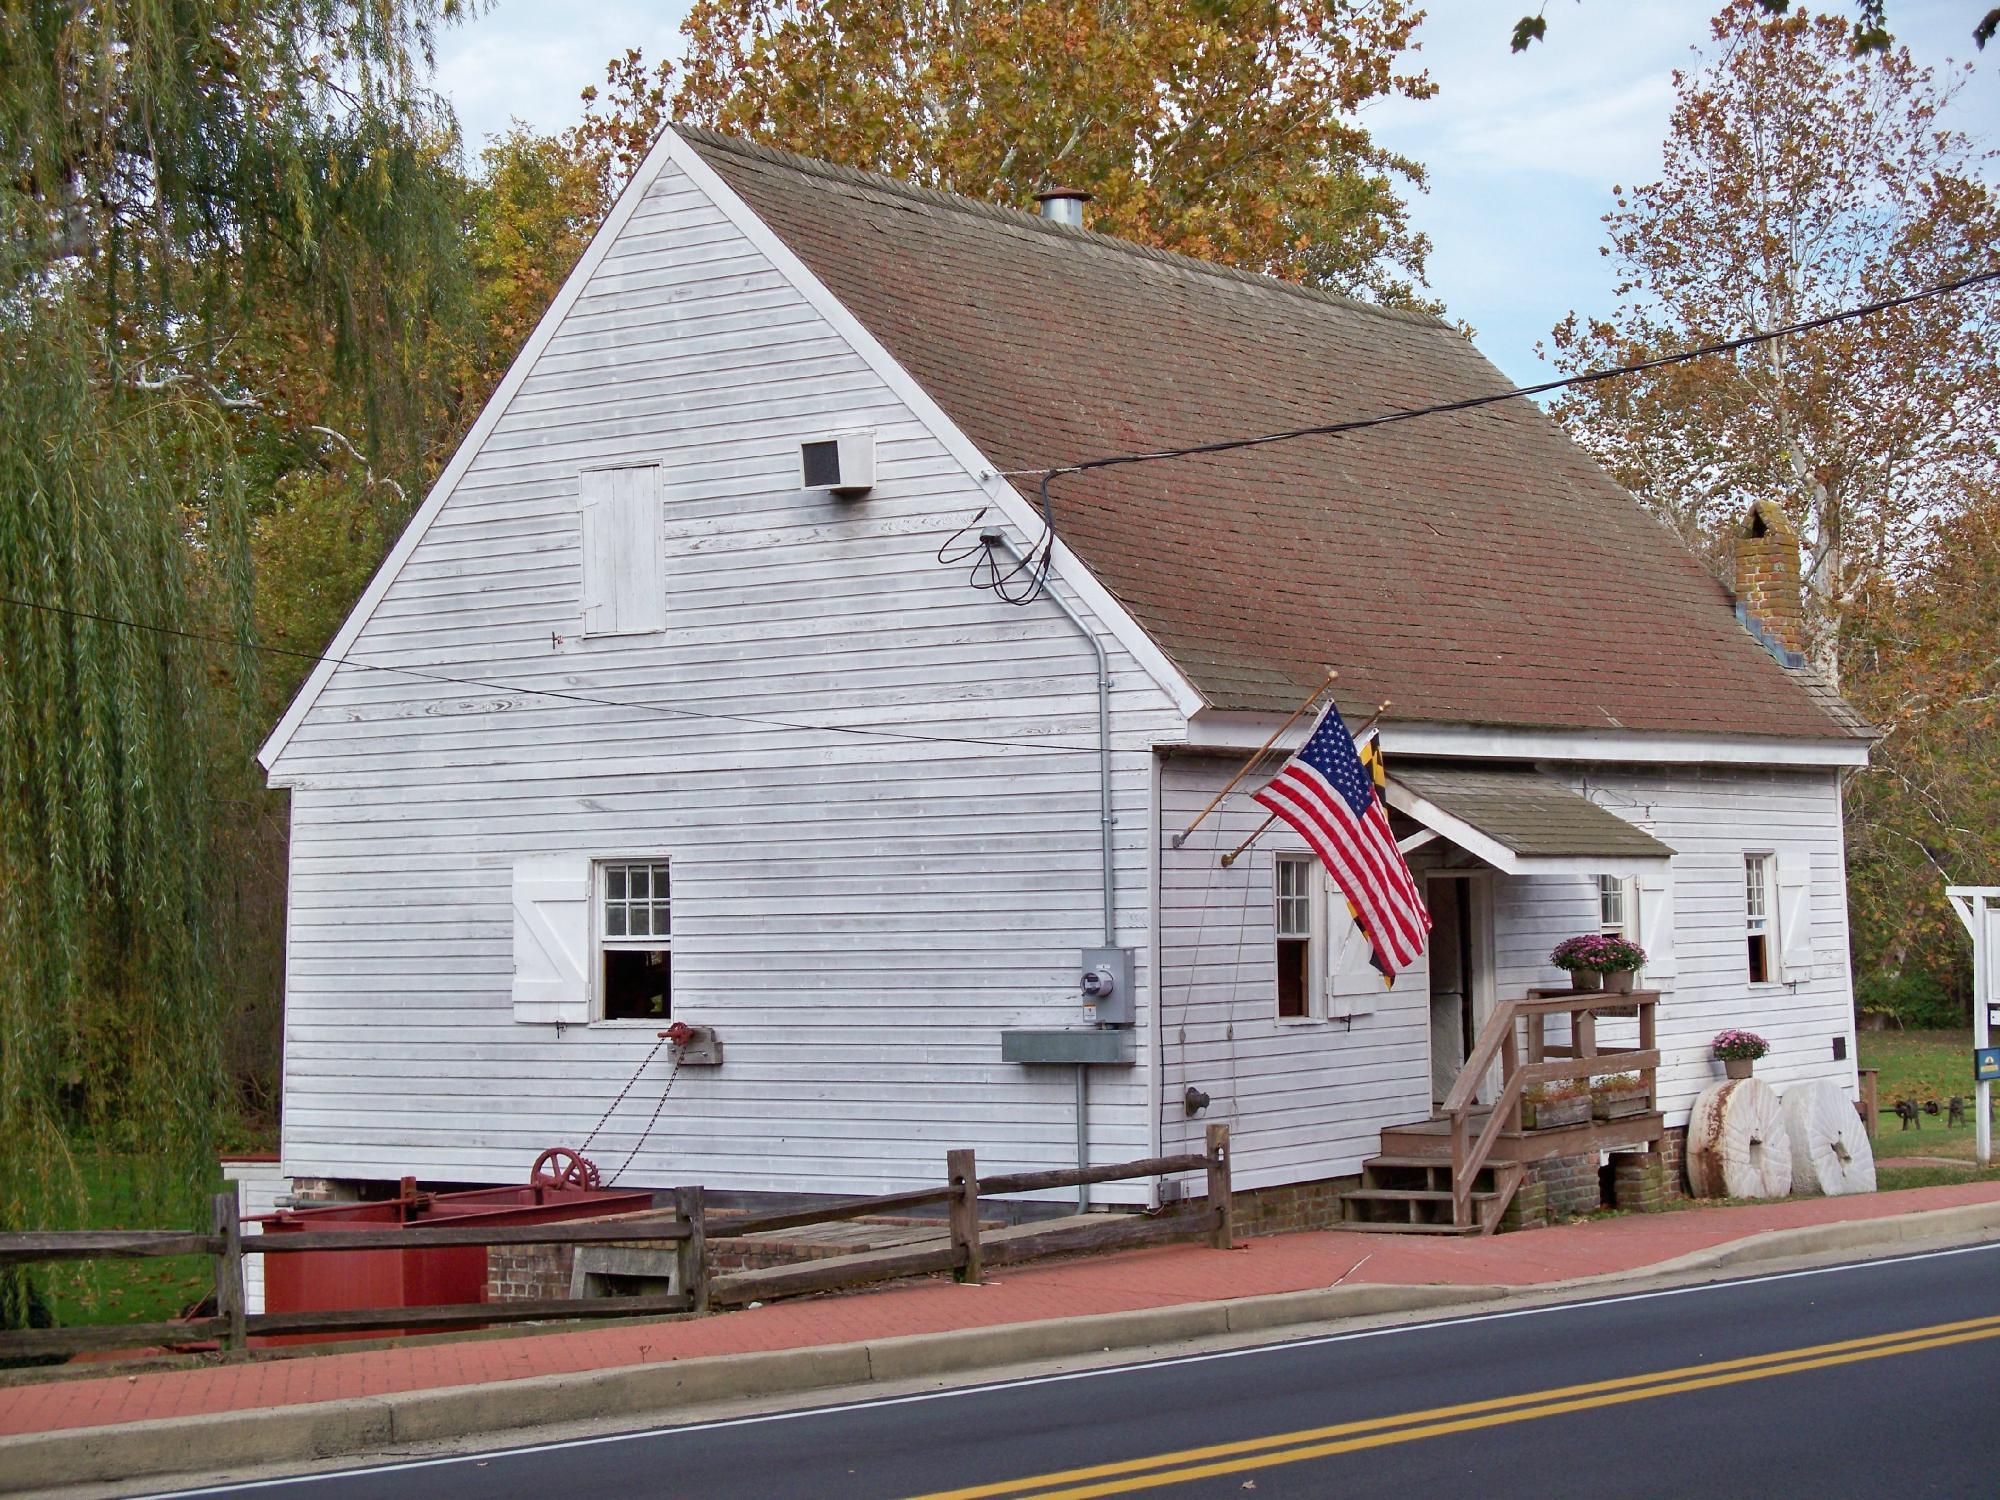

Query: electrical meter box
[[1080, 946, 1136, 1028]]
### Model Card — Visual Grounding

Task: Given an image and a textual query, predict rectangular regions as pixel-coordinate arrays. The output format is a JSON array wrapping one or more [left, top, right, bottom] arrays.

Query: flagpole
[[1216, 701, 1392, 869], [1170, 667, 1338, 850]]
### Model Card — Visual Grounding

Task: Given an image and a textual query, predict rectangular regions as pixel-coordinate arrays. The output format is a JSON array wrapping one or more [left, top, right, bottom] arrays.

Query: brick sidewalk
[[4, 1179, 1996, 1440]]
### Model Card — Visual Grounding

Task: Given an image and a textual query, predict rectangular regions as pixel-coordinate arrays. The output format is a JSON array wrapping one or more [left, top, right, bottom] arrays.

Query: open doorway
[[1426, 872, 1495, 1109]]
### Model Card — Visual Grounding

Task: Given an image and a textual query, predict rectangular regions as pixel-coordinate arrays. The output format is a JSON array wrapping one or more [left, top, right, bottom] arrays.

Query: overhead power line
[[1011, 263, 2000, 484], [0, 593, 1094, 760], [957, 263, 2000, 607], [14, 266, 1996, 739]]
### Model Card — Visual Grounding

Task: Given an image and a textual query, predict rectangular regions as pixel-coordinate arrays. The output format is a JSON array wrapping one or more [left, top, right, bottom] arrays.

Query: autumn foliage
[[1551, 1, 2000, 1004]]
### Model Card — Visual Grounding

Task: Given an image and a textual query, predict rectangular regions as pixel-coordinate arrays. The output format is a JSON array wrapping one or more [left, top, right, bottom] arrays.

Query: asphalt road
[[158, 1242, 2000, 1500]]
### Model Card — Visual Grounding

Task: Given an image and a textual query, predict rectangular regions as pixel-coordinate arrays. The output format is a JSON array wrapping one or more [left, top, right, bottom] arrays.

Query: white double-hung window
[[599, 860, 672, 1021], [1598, 874, 1631, 936], [1275, 854, 1316, 1018], [1745, 852, 1776, 983], [1274, 852, 1385, 1021]]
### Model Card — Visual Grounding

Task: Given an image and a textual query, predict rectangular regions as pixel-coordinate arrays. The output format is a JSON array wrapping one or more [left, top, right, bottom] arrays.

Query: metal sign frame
[[1945, 886, 2000, 1166]]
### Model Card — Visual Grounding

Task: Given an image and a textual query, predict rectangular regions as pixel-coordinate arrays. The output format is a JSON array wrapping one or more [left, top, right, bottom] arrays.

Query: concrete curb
[[5, 1201, 1997, 1494]]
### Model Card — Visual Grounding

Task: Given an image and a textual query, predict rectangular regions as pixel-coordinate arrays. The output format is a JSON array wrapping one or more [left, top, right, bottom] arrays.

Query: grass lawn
[[1858, 1029, 1997, 1178], [34, 1153, 223, 1330]]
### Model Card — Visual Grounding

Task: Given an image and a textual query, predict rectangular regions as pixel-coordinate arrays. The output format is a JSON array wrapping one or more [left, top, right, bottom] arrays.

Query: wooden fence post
[[1205, 1124, 1233, 1249], [947, 1149, 982, 1284], [212, 1184, 246, 1357], [675, 1185, 709, 1315]]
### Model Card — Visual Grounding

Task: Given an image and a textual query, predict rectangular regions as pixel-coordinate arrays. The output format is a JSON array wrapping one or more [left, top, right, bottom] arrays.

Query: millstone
[[1687, 1078, 1793, 1199], [1781, 1079, 1876, 1196]]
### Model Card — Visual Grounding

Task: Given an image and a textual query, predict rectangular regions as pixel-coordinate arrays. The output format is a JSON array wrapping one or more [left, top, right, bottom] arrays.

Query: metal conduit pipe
[[982, 531, 1113, 1211]]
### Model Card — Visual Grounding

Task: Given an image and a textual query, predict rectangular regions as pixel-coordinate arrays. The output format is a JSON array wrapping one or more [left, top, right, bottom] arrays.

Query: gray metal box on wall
[[1000, 1029, 1135, 1066], [1080, 946, 1135, 1027]]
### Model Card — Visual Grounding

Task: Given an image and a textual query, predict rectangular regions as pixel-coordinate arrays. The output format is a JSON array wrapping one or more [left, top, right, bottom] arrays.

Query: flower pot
[[1521, 1094, 1593, 1131], [1569, 969, 1604, 992], [1593, 1084, 1652, 1120], [1724, 1057, 1754, 1081], [1605, 970, 1635, 994]]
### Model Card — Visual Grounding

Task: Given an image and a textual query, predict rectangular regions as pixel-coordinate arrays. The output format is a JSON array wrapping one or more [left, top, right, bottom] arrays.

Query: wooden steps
[[1338, 1152, 1524, 1235]]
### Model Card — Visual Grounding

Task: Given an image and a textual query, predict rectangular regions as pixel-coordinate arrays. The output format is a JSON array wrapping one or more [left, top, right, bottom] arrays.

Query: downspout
[[983, 531, 1112, 1211]]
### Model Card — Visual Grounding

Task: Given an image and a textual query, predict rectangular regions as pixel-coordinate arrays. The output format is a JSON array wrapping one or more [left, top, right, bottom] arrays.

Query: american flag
[[1252, 704, 1430, 977]]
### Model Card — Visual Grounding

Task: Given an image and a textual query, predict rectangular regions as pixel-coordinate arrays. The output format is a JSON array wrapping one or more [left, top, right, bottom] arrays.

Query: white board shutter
[[1777, 848, 1814, 980], [1325, 888, 1384, 1019], [579, 466, 665, 635], [512, 856, 592, 1025], [1636, 865, 1676, 986]]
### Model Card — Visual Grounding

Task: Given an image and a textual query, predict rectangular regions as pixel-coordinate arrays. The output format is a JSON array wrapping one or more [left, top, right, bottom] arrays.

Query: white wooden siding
[[271, 157, 1181, 1200], [1157, 754, 1433, 1192], [1157, 757, 1856, 1189]]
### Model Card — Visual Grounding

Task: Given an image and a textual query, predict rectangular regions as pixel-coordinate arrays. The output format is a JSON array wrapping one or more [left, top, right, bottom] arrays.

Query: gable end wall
[[271, 156, 1182, 1198]]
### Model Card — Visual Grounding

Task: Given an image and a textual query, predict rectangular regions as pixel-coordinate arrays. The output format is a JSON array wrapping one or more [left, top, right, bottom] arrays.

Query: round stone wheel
[[1687, 1079, 1793, 1199], [1781, 1079, 1876, 1196]]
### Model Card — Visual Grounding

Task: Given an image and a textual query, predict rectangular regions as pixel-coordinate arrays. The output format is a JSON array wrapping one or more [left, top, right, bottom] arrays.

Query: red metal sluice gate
[[258, 1176, 655, 1345]]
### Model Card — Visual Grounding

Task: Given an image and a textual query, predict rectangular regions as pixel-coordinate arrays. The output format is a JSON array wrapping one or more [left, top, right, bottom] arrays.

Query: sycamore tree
[[0, 0, 479, 1305], [1844, 489, 2000, 1008], [1547, 0, 2000, 685], [1548, 1, 2000, 1000], [562, 0, 1441, 305]]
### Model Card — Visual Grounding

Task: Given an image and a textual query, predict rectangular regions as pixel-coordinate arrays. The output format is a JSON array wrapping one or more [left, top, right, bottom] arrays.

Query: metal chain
[[606, 1047, 684, 1187], [577, 1032, 672, 1158]]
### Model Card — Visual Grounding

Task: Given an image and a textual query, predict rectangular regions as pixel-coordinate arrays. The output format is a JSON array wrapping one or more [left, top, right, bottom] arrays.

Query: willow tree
[[0, 0, 478, 1286]]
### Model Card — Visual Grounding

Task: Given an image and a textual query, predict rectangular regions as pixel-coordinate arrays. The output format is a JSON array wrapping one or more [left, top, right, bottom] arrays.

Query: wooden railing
[[1443, 991, 1661, 1229], [0, 1128, 1233, 1359], [708, 1124, 1233, 1308], [0, 1186, 707, 1361]]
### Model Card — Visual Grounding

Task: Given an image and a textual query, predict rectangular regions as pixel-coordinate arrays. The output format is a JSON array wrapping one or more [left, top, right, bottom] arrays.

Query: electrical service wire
[[0, 592, 1095, 759], [962, 263, 2000, 606], [9, 266, 1996, 729]]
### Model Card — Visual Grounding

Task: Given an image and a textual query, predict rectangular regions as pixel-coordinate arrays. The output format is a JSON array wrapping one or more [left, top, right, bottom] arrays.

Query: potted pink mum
[[1550, 934, 1648, 993]]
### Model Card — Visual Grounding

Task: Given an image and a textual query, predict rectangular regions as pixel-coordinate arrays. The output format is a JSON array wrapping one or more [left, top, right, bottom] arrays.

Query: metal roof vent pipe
[[1033, 186, 1092, 228]]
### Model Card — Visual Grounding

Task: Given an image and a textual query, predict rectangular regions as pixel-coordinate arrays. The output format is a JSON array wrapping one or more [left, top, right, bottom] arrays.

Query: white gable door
[[1636, 865, 1677, 988], [1777, 848, 1814, 981], [512, 856, 592, 1025], [580, 465, 666, 635]]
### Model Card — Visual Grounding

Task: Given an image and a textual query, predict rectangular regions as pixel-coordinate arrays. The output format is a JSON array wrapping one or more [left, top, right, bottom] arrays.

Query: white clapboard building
[[259, 128, 1872, 1229]]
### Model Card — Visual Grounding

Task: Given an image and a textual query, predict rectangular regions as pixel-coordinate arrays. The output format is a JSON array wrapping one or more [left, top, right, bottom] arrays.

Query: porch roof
[[1385, 766, 1674, 877]]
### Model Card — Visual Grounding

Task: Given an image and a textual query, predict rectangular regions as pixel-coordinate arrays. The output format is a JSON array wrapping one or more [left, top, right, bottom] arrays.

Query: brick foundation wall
[[1610, 1152, 1668, 1213], [1500, 1177, 1550, 1231], [1228, 1175, 1359, 1237], [1659, 1126, 1689, 1197], [489, 1243, 575, 1301], [1528, 1152, 1602, 1220]]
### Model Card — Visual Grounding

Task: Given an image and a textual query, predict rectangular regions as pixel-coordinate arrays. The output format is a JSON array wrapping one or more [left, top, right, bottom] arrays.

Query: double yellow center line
[[905, 1312, 2000, 1499]]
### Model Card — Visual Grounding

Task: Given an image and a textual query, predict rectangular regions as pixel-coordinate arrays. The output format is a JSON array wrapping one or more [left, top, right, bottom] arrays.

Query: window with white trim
[[1275, 853, 1315, 1019], [1744, 852, 1776, 983], [1598, 874, 1629, 936], [600, 860, 671, 1020]]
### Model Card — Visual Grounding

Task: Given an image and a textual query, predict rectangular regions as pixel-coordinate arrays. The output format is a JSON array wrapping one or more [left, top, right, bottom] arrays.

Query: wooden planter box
[[1521, 1094, 1592, 1131], [1592, 1085, 1651, 1121]]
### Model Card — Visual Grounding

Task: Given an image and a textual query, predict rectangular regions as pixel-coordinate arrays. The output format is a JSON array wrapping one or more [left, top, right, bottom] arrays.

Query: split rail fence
[[0, 1125, 1231, 1361]]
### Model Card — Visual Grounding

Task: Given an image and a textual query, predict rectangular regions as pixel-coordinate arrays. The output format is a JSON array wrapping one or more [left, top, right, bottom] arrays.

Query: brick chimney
[[1733, 500, 1806, 660]]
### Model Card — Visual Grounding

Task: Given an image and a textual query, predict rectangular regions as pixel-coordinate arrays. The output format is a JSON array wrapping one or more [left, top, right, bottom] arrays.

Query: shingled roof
[[684, 128, 1865, 742]]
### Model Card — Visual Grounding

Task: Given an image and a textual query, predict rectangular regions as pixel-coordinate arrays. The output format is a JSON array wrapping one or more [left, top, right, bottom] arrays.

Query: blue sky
[[432, 2, 1997, 387]]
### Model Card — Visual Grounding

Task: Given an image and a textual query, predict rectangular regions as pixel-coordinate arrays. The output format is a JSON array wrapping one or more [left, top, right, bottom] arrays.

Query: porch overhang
[[1384, 766, 1675, 877]]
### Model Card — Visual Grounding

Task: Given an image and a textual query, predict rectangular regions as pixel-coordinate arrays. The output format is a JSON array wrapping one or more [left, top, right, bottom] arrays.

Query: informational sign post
[[1945, 887, 2000, 1167]]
